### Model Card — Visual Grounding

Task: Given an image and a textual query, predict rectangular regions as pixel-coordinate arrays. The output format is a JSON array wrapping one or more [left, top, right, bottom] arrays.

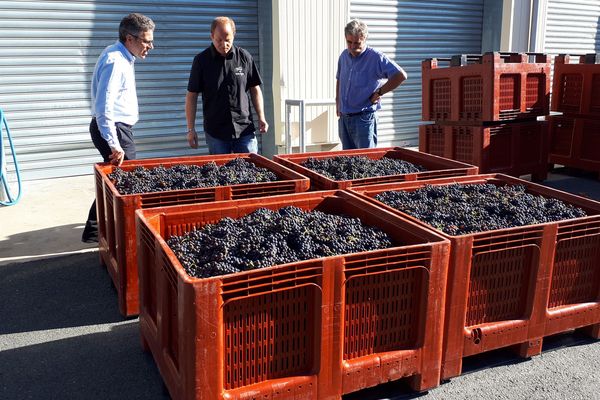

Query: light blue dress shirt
[[336, 46, 403, 114], [91, 41, 138, 152]]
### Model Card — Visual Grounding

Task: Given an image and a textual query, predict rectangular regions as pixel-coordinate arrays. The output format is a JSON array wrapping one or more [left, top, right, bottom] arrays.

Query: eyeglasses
[[128, 32, 154, 46]]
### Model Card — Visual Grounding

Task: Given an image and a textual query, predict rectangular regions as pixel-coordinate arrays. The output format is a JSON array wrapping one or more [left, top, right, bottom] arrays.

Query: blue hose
[[0, 108, 22, 206]]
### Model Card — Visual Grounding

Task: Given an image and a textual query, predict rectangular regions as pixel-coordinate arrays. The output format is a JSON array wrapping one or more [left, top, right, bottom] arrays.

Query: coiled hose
[[0, 108, 22, 206]]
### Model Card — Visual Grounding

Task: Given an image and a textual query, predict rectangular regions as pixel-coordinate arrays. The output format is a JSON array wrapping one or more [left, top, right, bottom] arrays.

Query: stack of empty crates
[[548, 54, 600, 177], [419, 52, 551, 181]]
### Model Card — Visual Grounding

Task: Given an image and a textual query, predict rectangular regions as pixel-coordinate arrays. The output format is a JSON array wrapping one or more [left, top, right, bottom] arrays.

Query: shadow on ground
[[544, 167, 600, 200], [0, 252, 122, 334], [0, 223, 96, 263], [0, 322, 168, 400]]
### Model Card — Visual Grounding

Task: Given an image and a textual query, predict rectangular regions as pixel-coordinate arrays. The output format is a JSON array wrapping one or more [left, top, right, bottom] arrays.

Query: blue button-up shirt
[[336, 47, 403, 114], [91, 41, 138, 152]]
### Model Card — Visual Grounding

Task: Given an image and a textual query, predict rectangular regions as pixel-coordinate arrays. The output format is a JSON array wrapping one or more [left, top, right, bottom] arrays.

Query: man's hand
[[370, 89, 382, 104], [258, 119, 269, 133], [109, 149, 125, 166], [187, 128, 199, 148]]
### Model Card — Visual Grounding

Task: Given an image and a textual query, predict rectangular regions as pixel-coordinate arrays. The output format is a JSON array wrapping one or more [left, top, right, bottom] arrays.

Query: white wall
[[271, 0, 349, 152]]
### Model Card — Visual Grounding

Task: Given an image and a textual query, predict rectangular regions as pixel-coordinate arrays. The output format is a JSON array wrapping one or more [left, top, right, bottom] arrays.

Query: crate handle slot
[[220, 282, 323, 309], [342, 265, 429, 287]]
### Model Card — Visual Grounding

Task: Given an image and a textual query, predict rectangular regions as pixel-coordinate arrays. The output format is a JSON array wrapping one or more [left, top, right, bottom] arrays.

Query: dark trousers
[[86, 118, 136, 223]]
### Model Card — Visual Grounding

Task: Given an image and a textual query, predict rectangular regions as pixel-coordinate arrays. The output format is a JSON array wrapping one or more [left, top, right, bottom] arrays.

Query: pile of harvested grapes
[[374, 183, 587, 235], [301, 155, 425, 180], [109, 158, 278, 194], [167, 206, 395, 278]]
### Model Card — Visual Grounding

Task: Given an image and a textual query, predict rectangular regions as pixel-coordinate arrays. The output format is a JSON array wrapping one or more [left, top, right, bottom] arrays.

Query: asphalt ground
[[1, 167, 599, 399]]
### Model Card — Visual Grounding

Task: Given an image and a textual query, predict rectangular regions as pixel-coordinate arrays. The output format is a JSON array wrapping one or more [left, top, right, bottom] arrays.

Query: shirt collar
[[116, 40, 136, 63], [210, 44, 235, 60], [347, 46, 370, 60]]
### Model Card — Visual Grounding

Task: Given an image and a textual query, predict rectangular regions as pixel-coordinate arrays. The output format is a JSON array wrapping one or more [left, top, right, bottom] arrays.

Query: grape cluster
[[301, 155, 426, 181], [167, 206, 396, 278], [109, 158, 278, 195], [375, 183, 587, 236]]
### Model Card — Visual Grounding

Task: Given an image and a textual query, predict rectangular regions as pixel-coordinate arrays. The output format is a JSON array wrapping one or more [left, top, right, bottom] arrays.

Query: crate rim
[[348, 173, 600, 239], [135, 189, 451, 284], [273, 147, 478, 184], [94, 152, 310, 198]]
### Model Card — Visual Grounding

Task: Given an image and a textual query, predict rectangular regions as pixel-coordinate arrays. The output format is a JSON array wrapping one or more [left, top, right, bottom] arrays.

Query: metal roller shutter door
[[0, 0, 260, 180], [544, 0, 600, 54], [350, 0, 484, 147]]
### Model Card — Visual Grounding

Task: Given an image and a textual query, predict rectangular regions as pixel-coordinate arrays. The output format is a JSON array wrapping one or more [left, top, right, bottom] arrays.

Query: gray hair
[[345, 19, 368, 38], [119, 13, 155, 43]]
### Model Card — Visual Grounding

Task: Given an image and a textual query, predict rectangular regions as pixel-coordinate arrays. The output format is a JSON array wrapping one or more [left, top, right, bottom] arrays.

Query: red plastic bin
[[272, 147, 478, 190], [548, 115, 600, 175], [94, 153, 310, 316], [349, 174, 600, 380], [551, 54, 600, 118], [419, 120, 549, 181], [135, 190, 450, 399], [422, 52, 550, 123]]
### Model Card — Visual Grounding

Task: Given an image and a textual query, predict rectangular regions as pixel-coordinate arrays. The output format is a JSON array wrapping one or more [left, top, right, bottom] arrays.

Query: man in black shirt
[[185, 16, 268, 154]]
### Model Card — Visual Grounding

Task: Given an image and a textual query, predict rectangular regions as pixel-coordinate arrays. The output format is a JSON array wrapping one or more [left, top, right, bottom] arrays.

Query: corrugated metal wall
[[0, 0, 260, 180], [350, 0, 484, 147], [545, 0, 600, 54]]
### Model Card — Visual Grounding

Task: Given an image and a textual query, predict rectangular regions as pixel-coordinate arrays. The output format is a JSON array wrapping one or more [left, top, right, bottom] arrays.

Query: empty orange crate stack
[[548, 54, 600, 175], [273, 147, 478, 190], [551, 54, 600, 118], [348, 174, 600, 381], [422, 52, 550, 123], [421, 52, 551, 181], [135, 190, 450, 399], [419, 120, 548, 181], [94, 153, 310, 316]]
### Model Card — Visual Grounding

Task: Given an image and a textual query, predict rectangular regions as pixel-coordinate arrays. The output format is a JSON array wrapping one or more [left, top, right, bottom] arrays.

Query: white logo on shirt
[[234, 66, 244, 76]]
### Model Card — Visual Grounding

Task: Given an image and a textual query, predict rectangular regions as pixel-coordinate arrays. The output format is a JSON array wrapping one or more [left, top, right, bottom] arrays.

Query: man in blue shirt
[[336, 19, 407, 149], [82, 13, 155, 243]]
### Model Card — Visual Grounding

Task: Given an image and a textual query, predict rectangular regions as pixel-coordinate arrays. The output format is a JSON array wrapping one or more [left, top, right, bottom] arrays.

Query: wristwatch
[[377, 88, 383, 96]]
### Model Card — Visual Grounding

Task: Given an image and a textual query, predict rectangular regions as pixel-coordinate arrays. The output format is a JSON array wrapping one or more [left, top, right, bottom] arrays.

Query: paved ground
[[1, 169, 599, 399]]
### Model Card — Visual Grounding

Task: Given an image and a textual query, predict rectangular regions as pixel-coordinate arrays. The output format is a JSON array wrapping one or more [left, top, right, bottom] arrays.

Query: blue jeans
[[205, 132, 258, 154], [338, 111, 378, 149]]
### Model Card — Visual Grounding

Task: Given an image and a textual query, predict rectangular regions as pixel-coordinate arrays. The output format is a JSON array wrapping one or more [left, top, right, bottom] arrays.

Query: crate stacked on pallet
[[420, 52, 551, 182], [94, 153, 310, 316], [135, 190, 451, 399], [349, 173, 600, 381], [548, 54, 600, 176]]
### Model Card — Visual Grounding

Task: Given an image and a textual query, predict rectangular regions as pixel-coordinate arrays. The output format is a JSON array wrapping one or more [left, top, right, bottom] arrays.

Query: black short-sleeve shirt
[[187, 44, 263, 140]]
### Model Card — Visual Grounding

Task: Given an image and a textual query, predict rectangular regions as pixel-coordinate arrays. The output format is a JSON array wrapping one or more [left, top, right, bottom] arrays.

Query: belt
[[344, 110, 373, 117]]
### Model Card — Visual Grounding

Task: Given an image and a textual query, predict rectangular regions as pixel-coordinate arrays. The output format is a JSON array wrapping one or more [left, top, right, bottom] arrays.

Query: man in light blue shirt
[[83, 13, 155, 243], [336, 19, 407, 149]]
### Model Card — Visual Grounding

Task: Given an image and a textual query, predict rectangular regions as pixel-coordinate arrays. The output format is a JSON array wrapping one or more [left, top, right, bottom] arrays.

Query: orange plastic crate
[[551, 54, 600, 118], [419, 120, 549, 181], [273, 147, 478, 190], [548, 115, 600, 174], [422, 52, 550, 123], [135, 190, 450, 399], [349, 174, 600, 380], [94, 153, 310, 316]]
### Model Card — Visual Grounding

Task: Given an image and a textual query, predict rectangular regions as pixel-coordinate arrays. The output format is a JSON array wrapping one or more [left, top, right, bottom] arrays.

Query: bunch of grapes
[[375, 183, 587, 235], [109, 158, 278, 194], [167, 206, 396, 278], [301, 155, 426, 180]]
